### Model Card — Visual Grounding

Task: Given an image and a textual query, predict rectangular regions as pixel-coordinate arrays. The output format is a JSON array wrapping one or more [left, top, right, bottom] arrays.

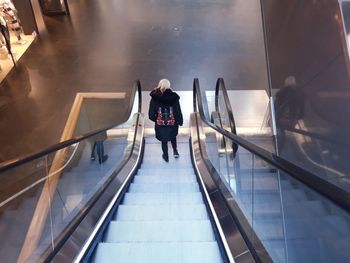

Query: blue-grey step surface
[[115, 204, 208, 221], [137, 168, 195, 176], [104, 220, 215, 242], [122, 192, 204, 205], [133, 174, 196, 183], [128, 182, 199, 193], [93, 242, 222, 263], [92, 138, 222, 262]]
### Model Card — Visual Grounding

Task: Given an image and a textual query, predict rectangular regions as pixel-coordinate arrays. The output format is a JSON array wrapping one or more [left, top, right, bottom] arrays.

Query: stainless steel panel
[[189, 112, 266, 262]]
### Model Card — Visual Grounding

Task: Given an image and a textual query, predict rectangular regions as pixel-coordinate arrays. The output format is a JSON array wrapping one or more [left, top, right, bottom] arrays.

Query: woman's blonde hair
[[155, 79, 171, 94]]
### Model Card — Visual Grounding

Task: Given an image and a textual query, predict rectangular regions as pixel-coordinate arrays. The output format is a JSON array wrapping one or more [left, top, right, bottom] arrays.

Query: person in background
[[91, 131, 108, 164], [275, 76, 305, 149], [149, 79, 183, 162]]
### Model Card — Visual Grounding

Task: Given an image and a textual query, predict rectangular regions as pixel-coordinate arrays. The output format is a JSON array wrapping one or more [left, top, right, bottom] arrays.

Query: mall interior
[[0, 0, 349, 262]]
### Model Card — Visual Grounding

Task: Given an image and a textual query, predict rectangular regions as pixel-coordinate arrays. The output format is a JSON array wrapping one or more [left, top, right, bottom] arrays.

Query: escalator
[[0, 79, 349, 263], [91, 136, 223, 262], [192, 78, 350, 263]]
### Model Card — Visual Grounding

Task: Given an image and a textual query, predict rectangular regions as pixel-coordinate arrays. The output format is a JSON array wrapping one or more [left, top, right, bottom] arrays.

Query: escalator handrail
[[215, 78, 237, 135], [193, 78, 350, 212], [0, 80, 142, 173], [37, 112, 144, 263]]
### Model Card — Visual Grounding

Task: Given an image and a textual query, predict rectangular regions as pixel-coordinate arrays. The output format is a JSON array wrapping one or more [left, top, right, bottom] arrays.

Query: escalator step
[[93, 242, 222, 263], [122, 193, 203, 205], [137, 168, 195, 176], [141, 163, 193, 169], [128, 182, 199, 193], [115, 204, 208, 221], [104, 220, 215, 242], [133, 175, 196, 184]]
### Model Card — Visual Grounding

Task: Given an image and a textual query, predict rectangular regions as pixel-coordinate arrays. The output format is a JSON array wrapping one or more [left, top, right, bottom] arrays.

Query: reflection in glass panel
[[200, 118, 350, 262], [0, 122, 132, 262], [44, 127, 129, 251]]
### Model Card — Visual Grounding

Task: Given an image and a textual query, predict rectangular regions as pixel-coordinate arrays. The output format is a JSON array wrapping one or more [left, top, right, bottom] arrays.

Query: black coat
[[148, 89, 183, 141]]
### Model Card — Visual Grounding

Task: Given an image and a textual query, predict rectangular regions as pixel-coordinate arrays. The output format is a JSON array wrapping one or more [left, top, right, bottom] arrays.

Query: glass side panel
[[0, 121, 135, 262], [0, 155, 48, 262], [35, 125, 131, 261], [200, 119, 350, 262], [282, 129, 350, 192], [216, 87, 232, 133]]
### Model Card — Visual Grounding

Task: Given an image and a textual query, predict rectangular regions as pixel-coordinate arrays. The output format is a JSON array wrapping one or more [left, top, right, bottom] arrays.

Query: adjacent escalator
[[193, 78, 350, 263]]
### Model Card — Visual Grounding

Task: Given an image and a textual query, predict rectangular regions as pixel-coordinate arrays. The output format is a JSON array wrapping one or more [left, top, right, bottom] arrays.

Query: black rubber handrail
[[193, 78, 350, 212], [0, 80, 142, 173], [215, 78, 237, 135], [215, 78, 238, 155]]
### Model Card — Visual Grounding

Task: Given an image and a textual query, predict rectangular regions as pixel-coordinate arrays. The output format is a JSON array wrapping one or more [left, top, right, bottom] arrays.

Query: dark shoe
[[173, 150, 179, 158], [91, 155, 95, 161], [162, 154, 169, 162], [99, 155, 108, 164]]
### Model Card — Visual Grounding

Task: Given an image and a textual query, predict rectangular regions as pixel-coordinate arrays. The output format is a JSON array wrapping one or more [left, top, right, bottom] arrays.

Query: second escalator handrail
[[215, 78, 237, 135], [193, 78, 350, 212]]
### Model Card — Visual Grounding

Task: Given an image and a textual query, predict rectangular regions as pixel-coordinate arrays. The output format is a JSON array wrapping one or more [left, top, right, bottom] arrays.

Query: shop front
[[0, 0, 46, 82]]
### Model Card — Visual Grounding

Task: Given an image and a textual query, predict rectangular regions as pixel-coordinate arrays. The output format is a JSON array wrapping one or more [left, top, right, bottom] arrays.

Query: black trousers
[[91, 141, 104, 162], [161, 138, 177, 156]]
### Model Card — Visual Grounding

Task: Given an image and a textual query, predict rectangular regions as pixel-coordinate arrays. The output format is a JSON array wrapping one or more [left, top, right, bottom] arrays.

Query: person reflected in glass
[[149, 79, 183, 162], [90, 131, 108, 164], [275, 76, 305, 148]]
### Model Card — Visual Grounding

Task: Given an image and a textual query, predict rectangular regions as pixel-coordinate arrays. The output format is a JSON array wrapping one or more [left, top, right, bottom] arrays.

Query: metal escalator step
[[92, 242, 222, 263], [104, 220, 215, 242], [122, 193, 203, 205], [133, 174, 196, 184], [115, 204, 208, 221], [128, 182, 199, 193], [137, 168, 195, 176], [141, 163, 193, 169], [142, 157, 191, 165]]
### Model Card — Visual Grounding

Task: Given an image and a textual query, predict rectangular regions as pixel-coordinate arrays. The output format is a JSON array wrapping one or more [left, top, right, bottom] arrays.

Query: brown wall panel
[[262, 0, 350, 191]]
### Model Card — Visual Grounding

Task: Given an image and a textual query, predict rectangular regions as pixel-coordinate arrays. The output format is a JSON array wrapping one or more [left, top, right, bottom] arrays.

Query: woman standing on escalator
[[148, 79, 183, 162]]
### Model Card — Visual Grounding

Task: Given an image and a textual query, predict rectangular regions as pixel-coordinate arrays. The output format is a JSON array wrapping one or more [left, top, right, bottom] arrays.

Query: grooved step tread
[[137, 168, 195, 176], [104, 220, 215, 242], [93, 242, 222, 263], [122, 192, 204, 205], [115, 204, 208, 221], [133, 175, 196, 184], [128, 182, 199, 193]]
